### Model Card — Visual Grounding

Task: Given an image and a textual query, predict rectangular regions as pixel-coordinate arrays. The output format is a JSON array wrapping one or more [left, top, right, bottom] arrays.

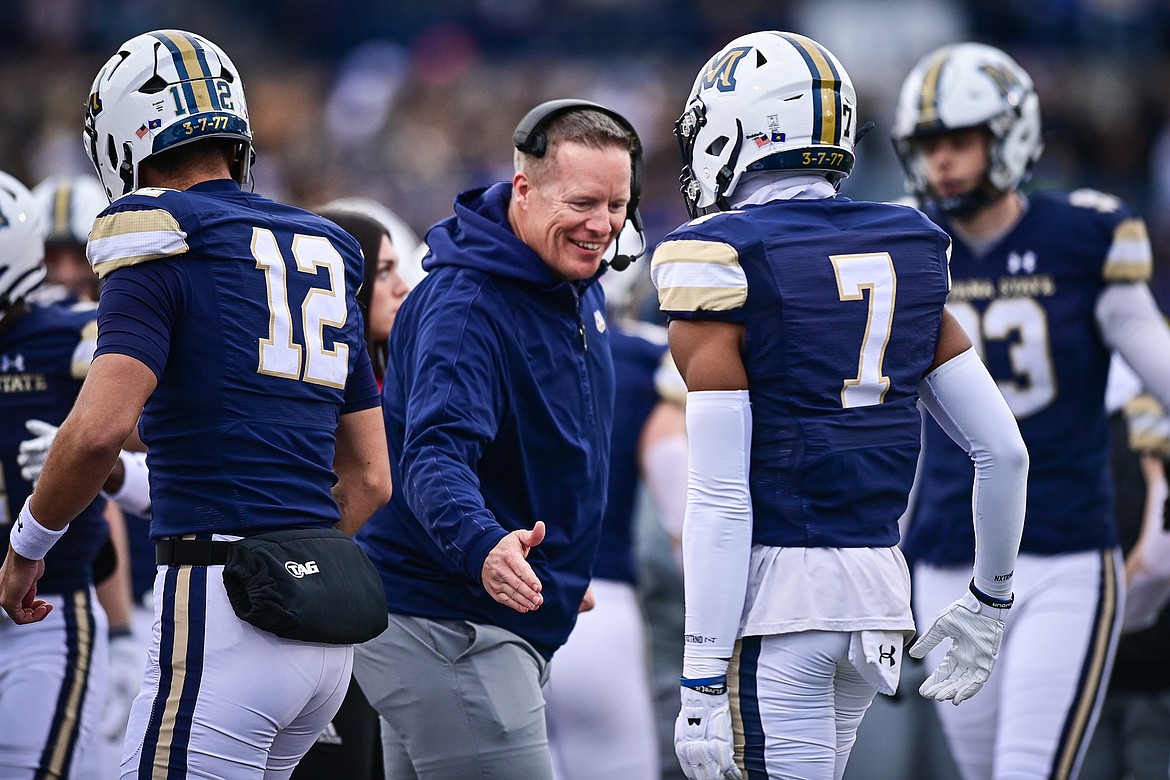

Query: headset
[[512, 98, 646, 271]]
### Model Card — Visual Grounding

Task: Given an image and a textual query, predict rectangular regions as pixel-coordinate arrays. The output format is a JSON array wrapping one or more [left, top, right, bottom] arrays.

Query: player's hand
[[1125, 394, 1170, 457], [675, 678, 742, 780], [102, 632, 142, 740], [0, 547, 52, 624], [481, 521, 545, 614], [909, 588, 1008, 705], [17, 419, 59, 485]]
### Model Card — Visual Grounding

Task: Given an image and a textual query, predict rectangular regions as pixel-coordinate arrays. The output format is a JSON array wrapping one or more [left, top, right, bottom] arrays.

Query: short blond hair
[[514, 109, 635, 183]]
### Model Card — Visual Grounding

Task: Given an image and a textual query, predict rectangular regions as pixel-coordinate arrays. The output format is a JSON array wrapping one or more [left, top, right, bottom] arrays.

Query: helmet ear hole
[[106, 135, 118, 169], [706, 137, 728, 156], [139, 74, 169, 94]]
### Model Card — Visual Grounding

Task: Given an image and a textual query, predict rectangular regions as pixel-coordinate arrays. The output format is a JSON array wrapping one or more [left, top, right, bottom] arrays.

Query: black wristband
[[109, 625, 134, 640], [969, 579, 1014, 609]]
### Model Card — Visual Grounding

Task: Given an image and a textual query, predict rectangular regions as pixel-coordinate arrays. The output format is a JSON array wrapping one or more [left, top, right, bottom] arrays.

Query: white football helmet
[[0, 170, 46, 315], [33, 173, 108, 246], [676, 31, 859, 217], [83, 29, 252, 201], [892, 43, 1042, 211]]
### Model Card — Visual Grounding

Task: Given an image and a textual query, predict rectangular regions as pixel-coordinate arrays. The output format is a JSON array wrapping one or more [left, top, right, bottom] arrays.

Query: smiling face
[[509, 140, 631, 282]]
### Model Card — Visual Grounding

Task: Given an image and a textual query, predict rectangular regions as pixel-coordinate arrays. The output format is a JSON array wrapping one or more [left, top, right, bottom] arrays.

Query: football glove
[[102, 631, 142, 741], [1124, 394, 1170, 458], [17, 419, 58, 485], [675, 677, 742, 780], [909, 582, 1011, 705]]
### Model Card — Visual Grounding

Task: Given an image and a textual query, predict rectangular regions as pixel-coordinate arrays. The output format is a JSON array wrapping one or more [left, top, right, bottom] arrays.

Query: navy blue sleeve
[[94, 263, 183, 378], [342, 339, 380, 414], [400, 283, 509, 583]]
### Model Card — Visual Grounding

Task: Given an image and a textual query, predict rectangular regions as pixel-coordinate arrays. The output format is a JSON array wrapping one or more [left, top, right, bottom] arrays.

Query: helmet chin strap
[[937, 180, 1010, 217]]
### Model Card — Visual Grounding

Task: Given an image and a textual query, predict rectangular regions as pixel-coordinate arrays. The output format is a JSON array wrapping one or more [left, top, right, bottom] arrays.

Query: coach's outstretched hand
[[909, 588, 1008, 705], [482, 520, 545, 613], [675, 677, 742, 780]]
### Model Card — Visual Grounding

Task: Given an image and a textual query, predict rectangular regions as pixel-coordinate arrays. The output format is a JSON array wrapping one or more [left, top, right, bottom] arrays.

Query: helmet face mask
[[83, 29, 253, 202], [677, 31, 859, 219], [0, 171, 46, 317], [892, 42, 1043, 213]]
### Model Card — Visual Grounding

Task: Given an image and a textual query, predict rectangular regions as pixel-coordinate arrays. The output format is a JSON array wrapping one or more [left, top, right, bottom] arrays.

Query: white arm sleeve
[[680, 390, 752, 680], [918, 347, 1028, 599], [101, 450, 151, 518], [1096, 283, 1170, 412]]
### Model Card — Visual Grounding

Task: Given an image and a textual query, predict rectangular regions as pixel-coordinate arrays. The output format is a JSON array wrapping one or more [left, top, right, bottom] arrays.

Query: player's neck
[[949, 190, 1025, 245]]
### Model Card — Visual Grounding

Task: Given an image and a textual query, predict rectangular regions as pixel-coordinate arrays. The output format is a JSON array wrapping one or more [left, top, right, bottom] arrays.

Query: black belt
[[156, 538, 232, 566]]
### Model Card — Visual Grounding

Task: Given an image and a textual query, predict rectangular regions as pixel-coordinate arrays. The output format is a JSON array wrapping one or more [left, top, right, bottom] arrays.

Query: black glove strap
[[969, 579, 1014, 609]]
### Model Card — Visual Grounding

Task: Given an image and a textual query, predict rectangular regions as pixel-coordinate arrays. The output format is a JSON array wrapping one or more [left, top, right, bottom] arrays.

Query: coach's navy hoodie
[[355, 182, 614, 660]]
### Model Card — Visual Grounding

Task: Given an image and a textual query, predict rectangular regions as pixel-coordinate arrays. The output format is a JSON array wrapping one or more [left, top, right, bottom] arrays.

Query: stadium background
[[3, 2, 1166, 778], [1, 0, 1168, 303]]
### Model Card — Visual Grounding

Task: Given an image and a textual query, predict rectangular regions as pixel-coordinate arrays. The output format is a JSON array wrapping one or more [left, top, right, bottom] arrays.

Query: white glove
[[17, 419, 59, 485], [675, 678, 742, 780], [1124, 394, 1170, 457], [909, 584, 1011, 705], [102, 632, 142, 741]]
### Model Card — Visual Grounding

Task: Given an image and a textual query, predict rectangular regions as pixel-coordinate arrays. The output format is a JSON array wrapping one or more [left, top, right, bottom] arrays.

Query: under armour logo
[[688, 717, 701, 726], [1006, 250, 1037, 274], [0, 353, 26, 372], [16, 516, 24, 533], [878, 645, 897, 667]]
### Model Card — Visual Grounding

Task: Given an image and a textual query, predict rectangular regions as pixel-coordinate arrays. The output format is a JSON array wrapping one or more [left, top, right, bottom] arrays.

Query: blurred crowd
[[2, 0, 1169, 302]]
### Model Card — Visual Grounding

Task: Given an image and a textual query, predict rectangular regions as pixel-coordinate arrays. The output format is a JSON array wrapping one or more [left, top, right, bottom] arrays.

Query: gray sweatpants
[[352, 613, 552, 780]]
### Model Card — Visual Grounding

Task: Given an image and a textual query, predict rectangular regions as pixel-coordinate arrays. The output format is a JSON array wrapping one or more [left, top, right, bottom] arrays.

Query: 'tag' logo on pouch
[[285, 560, 320, 578]]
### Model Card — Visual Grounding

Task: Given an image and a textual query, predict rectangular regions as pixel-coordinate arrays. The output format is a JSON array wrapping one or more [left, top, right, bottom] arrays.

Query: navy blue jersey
[[594, 326, 669, 584], [86, 180, 379, 538], [907, 190, 1153, 564], [652, 197, 952, 548], [1, 301, 109, 592]]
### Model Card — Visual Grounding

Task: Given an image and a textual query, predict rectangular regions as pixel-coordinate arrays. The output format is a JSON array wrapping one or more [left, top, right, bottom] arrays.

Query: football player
[[544, 257, 685, 780], [653, 31, 1029, 779], [0, 169, 111, 780], [29, 170, 147, 760], [0, 29, 391, 779], [894, 42, 1170, 780]]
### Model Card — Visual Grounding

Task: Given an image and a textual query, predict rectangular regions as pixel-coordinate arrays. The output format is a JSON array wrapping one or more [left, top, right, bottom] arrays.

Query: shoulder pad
[[70, 318, 98, 380], [1067, 188, 1123, 214], [651, 237, 746, 313], [88, 202, 189, 279], [1103, 217, 1152, 283]]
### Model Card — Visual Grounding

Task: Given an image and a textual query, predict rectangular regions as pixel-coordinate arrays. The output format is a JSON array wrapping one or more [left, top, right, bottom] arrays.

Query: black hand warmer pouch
[[222, 527, 388, 645]]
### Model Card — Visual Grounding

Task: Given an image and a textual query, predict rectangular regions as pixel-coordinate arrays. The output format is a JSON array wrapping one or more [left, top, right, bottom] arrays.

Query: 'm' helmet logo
[[700, 47, 751, 93]]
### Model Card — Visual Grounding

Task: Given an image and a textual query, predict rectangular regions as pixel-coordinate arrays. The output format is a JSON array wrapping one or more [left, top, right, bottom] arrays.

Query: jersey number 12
[[253, 227, 349, 389]]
